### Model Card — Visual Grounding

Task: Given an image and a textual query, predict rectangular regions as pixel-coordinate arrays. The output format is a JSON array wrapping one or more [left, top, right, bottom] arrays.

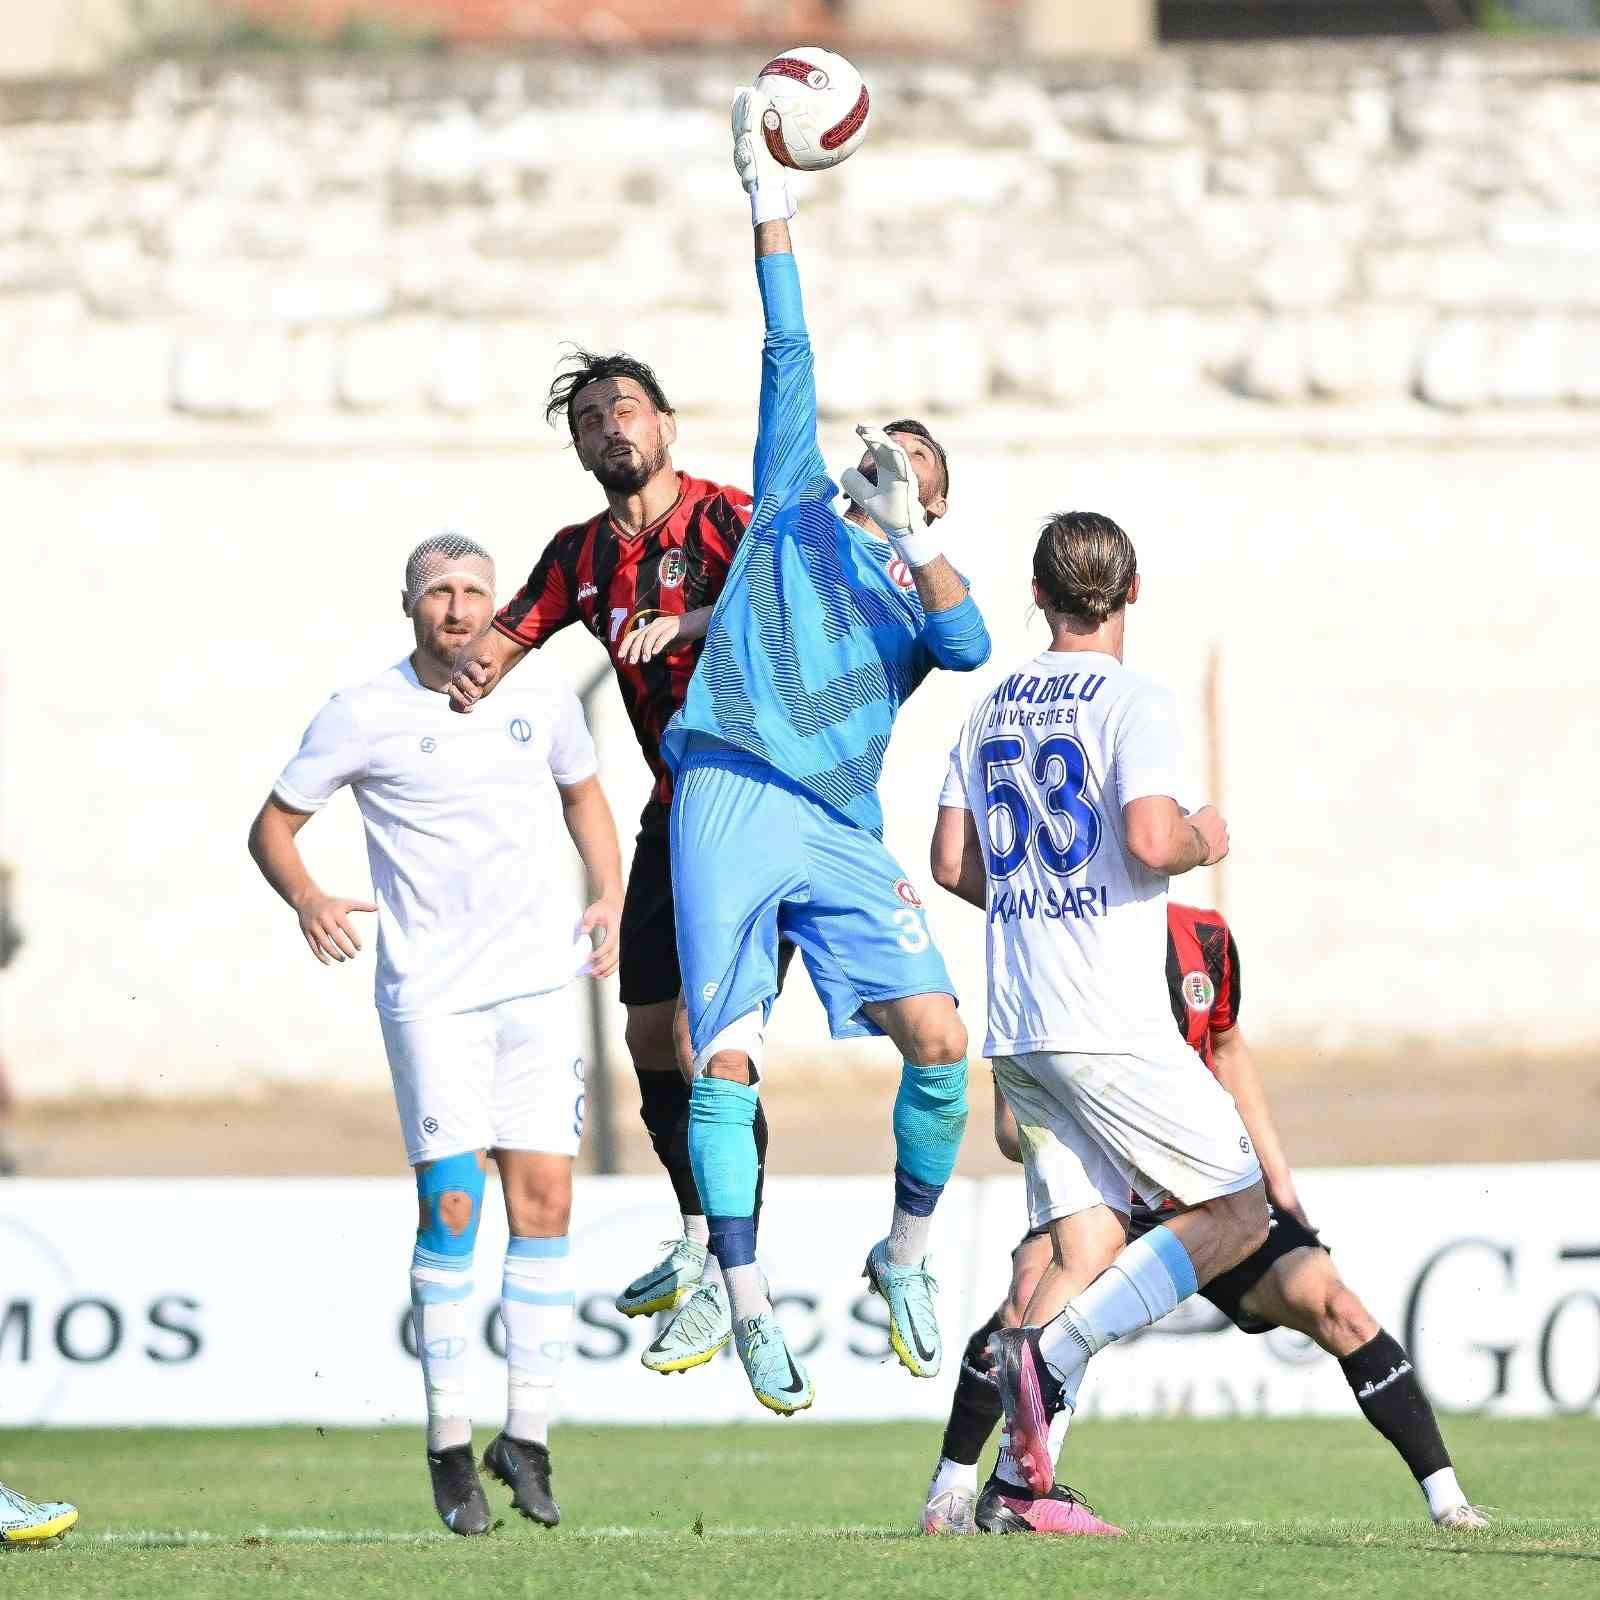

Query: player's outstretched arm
[[733, 88, 828, 516], [556, 776, 624, 980], [931, 804, 987, 908], [448, 626, 527, 714], [247, 797, 375, 965], [1124, 797, 1228, 875], [1211, 1026, 1313, 1229]]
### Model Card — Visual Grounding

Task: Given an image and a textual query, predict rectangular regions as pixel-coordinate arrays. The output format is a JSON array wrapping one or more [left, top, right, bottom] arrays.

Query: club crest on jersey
[[1181, 970, 1215, 1010], [659, 548, 687, 590], [507, 717, 533, 746], [887, 558, 915, 591], [893, 877, 923, 909]]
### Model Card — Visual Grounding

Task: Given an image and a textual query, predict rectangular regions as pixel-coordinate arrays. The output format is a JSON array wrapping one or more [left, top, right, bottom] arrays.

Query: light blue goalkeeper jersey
[[660, 251, 990, 837]]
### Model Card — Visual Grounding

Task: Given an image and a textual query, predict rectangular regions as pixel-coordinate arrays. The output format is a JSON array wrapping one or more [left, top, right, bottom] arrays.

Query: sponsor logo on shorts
[[1181, 970, 1215, 1010], [420, 736, 436, 754], [577, 582, 599, 601], [887, 558, 915, 590], [507, 717, 533, 745], [701, 981, 719, 1001], [893, 877, 924, 909], [658, 548, 687, 589]]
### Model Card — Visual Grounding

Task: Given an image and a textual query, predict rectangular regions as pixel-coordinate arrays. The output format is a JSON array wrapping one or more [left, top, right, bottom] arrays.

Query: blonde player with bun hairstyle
[[248, 534, 624, 1536], [935, 510, 1269, 1518]]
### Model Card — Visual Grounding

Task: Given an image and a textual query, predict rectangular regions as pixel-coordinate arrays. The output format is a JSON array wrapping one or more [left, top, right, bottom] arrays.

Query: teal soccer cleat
[[864, 1238, 943, 1378], [733, 1313, 814, 1415], [642, 1278, 733, 1374], [0, 1482, 78, 1545], [615, 1237, 707, 1318]]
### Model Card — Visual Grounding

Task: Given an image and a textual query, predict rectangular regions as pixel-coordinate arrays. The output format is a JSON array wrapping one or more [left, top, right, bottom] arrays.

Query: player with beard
[[448, 353, 770, 1371]]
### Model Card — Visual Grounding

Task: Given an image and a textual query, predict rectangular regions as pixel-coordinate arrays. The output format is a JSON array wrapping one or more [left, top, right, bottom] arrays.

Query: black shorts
[[1020, 1203, 1326, 1337], [619, 802, 679, 1008], [618, 799, 796, 1011], [1130, 1202, 1325, 1334]]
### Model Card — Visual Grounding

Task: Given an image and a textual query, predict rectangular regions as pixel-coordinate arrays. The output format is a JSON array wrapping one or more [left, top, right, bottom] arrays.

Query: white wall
[[2, 415, 1596, 1097]]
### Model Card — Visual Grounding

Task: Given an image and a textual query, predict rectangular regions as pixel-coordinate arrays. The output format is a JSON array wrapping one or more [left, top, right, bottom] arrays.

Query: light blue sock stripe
[[412, 1244, 473, 1274], [506, 1235, 570, 1259], [1144, 1223, 1200, 1301], [501, 1283, 576, 1307]]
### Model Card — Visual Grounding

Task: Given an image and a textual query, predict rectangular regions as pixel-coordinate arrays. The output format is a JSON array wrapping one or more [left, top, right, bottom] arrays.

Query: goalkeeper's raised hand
[[732, 86, 796, 226], [841, 425, 943, 569]]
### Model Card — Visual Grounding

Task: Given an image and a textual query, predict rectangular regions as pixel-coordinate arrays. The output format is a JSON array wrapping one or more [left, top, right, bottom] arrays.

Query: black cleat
[[427, 1444, 492, 1536], [483, 1433, 560, 1527]]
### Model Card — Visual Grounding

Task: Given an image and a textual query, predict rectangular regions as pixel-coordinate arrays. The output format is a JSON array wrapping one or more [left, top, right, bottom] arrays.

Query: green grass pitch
[[3, 1417, 1596, 1597]]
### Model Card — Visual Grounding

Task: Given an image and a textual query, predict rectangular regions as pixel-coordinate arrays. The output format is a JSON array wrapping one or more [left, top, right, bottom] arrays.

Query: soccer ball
[[755, 47, 872, 172]]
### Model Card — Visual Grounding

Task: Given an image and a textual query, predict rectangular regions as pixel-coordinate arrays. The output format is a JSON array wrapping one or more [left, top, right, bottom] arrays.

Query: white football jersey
[[274, 656, 598, 1021], [941, 649, 1189, 1057]]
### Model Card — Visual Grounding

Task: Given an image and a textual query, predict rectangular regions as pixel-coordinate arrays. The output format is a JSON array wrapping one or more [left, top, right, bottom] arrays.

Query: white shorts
[[992, 1039, 1261, 1231], [379, 986, 587, 1167]]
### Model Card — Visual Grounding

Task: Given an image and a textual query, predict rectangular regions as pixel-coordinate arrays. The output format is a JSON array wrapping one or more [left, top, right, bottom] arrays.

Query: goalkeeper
[[657, 89, 991, 1415]]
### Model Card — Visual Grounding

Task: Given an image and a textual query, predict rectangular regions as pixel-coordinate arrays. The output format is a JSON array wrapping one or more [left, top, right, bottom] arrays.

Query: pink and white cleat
[[975, 1479, 1126, 1537], [987, 1328, 1060, 1496]]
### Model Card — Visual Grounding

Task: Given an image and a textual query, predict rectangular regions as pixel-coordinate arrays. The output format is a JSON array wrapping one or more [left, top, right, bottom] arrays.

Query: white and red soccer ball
[[756, 47, 872, 173]]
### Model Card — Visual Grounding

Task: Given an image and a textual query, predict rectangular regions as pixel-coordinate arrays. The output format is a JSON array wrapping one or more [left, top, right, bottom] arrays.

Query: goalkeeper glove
[[732, 87, 796, 227], [840, 425, 944, 569]]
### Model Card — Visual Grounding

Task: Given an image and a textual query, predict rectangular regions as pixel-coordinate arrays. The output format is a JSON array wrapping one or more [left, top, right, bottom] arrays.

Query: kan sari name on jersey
[[990, 884, 1111, 924]]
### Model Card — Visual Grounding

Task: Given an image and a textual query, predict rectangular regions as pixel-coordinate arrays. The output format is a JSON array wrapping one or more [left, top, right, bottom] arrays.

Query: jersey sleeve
[[1213, 925, 1242, 1031], [750, 252, 830, 521], [548, 687, 600, 787], [494, 531, 578, 648], [273, 695, 368, 813], [1113, 683, 1184, 806], [939, 736, 972, 810]]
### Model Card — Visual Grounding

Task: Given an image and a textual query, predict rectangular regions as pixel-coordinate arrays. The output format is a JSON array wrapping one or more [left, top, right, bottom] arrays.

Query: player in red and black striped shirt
[[924, 904, 1483, 1536], [446, 350, 767, 1329]]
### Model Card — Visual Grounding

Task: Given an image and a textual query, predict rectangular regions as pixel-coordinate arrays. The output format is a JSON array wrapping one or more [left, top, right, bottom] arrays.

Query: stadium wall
[[5, 1165, 1598, 1425], [1, 42, 1598, 1097]]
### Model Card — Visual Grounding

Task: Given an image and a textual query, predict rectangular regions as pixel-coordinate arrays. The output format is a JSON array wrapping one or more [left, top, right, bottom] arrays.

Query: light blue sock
[[688, 1077, 760, 1270], [1042, 1223, 1200, 1376], [888, 1058, 968, 1263]]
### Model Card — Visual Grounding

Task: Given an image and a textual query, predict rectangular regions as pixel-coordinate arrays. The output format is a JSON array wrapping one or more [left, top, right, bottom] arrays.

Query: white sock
[[683, 1214, 710, 1248], [995, 1429, 1026, 1489], [1040, 1225, 1198, 1382], [411, 1245, 473, 1454], [502, 1236, 574, 1448], [724, 1260, 771, 1323], [1421, 1466, 1467, 1519], [888, 1205, 932, 1266], [1048, 1405, 1073, 1465], [700, 1253, 725, 1290], [930, 1456, 978, 1498]]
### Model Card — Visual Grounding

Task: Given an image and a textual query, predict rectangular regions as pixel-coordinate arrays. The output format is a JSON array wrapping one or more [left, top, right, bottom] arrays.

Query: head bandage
[[404, 532, 496, 615]]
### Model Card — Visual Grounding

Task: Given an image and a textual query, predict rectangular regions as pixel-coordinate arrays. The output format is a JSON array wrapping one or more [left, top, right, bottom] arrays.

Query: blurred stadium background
[[1, 0, 1597, 1452]]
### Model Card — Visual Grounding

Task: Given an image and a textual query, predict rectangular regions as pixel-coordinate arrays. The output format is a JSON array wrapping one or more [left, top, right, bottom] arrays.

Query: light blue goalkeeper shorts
[[670, 743, 955, 1063]]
